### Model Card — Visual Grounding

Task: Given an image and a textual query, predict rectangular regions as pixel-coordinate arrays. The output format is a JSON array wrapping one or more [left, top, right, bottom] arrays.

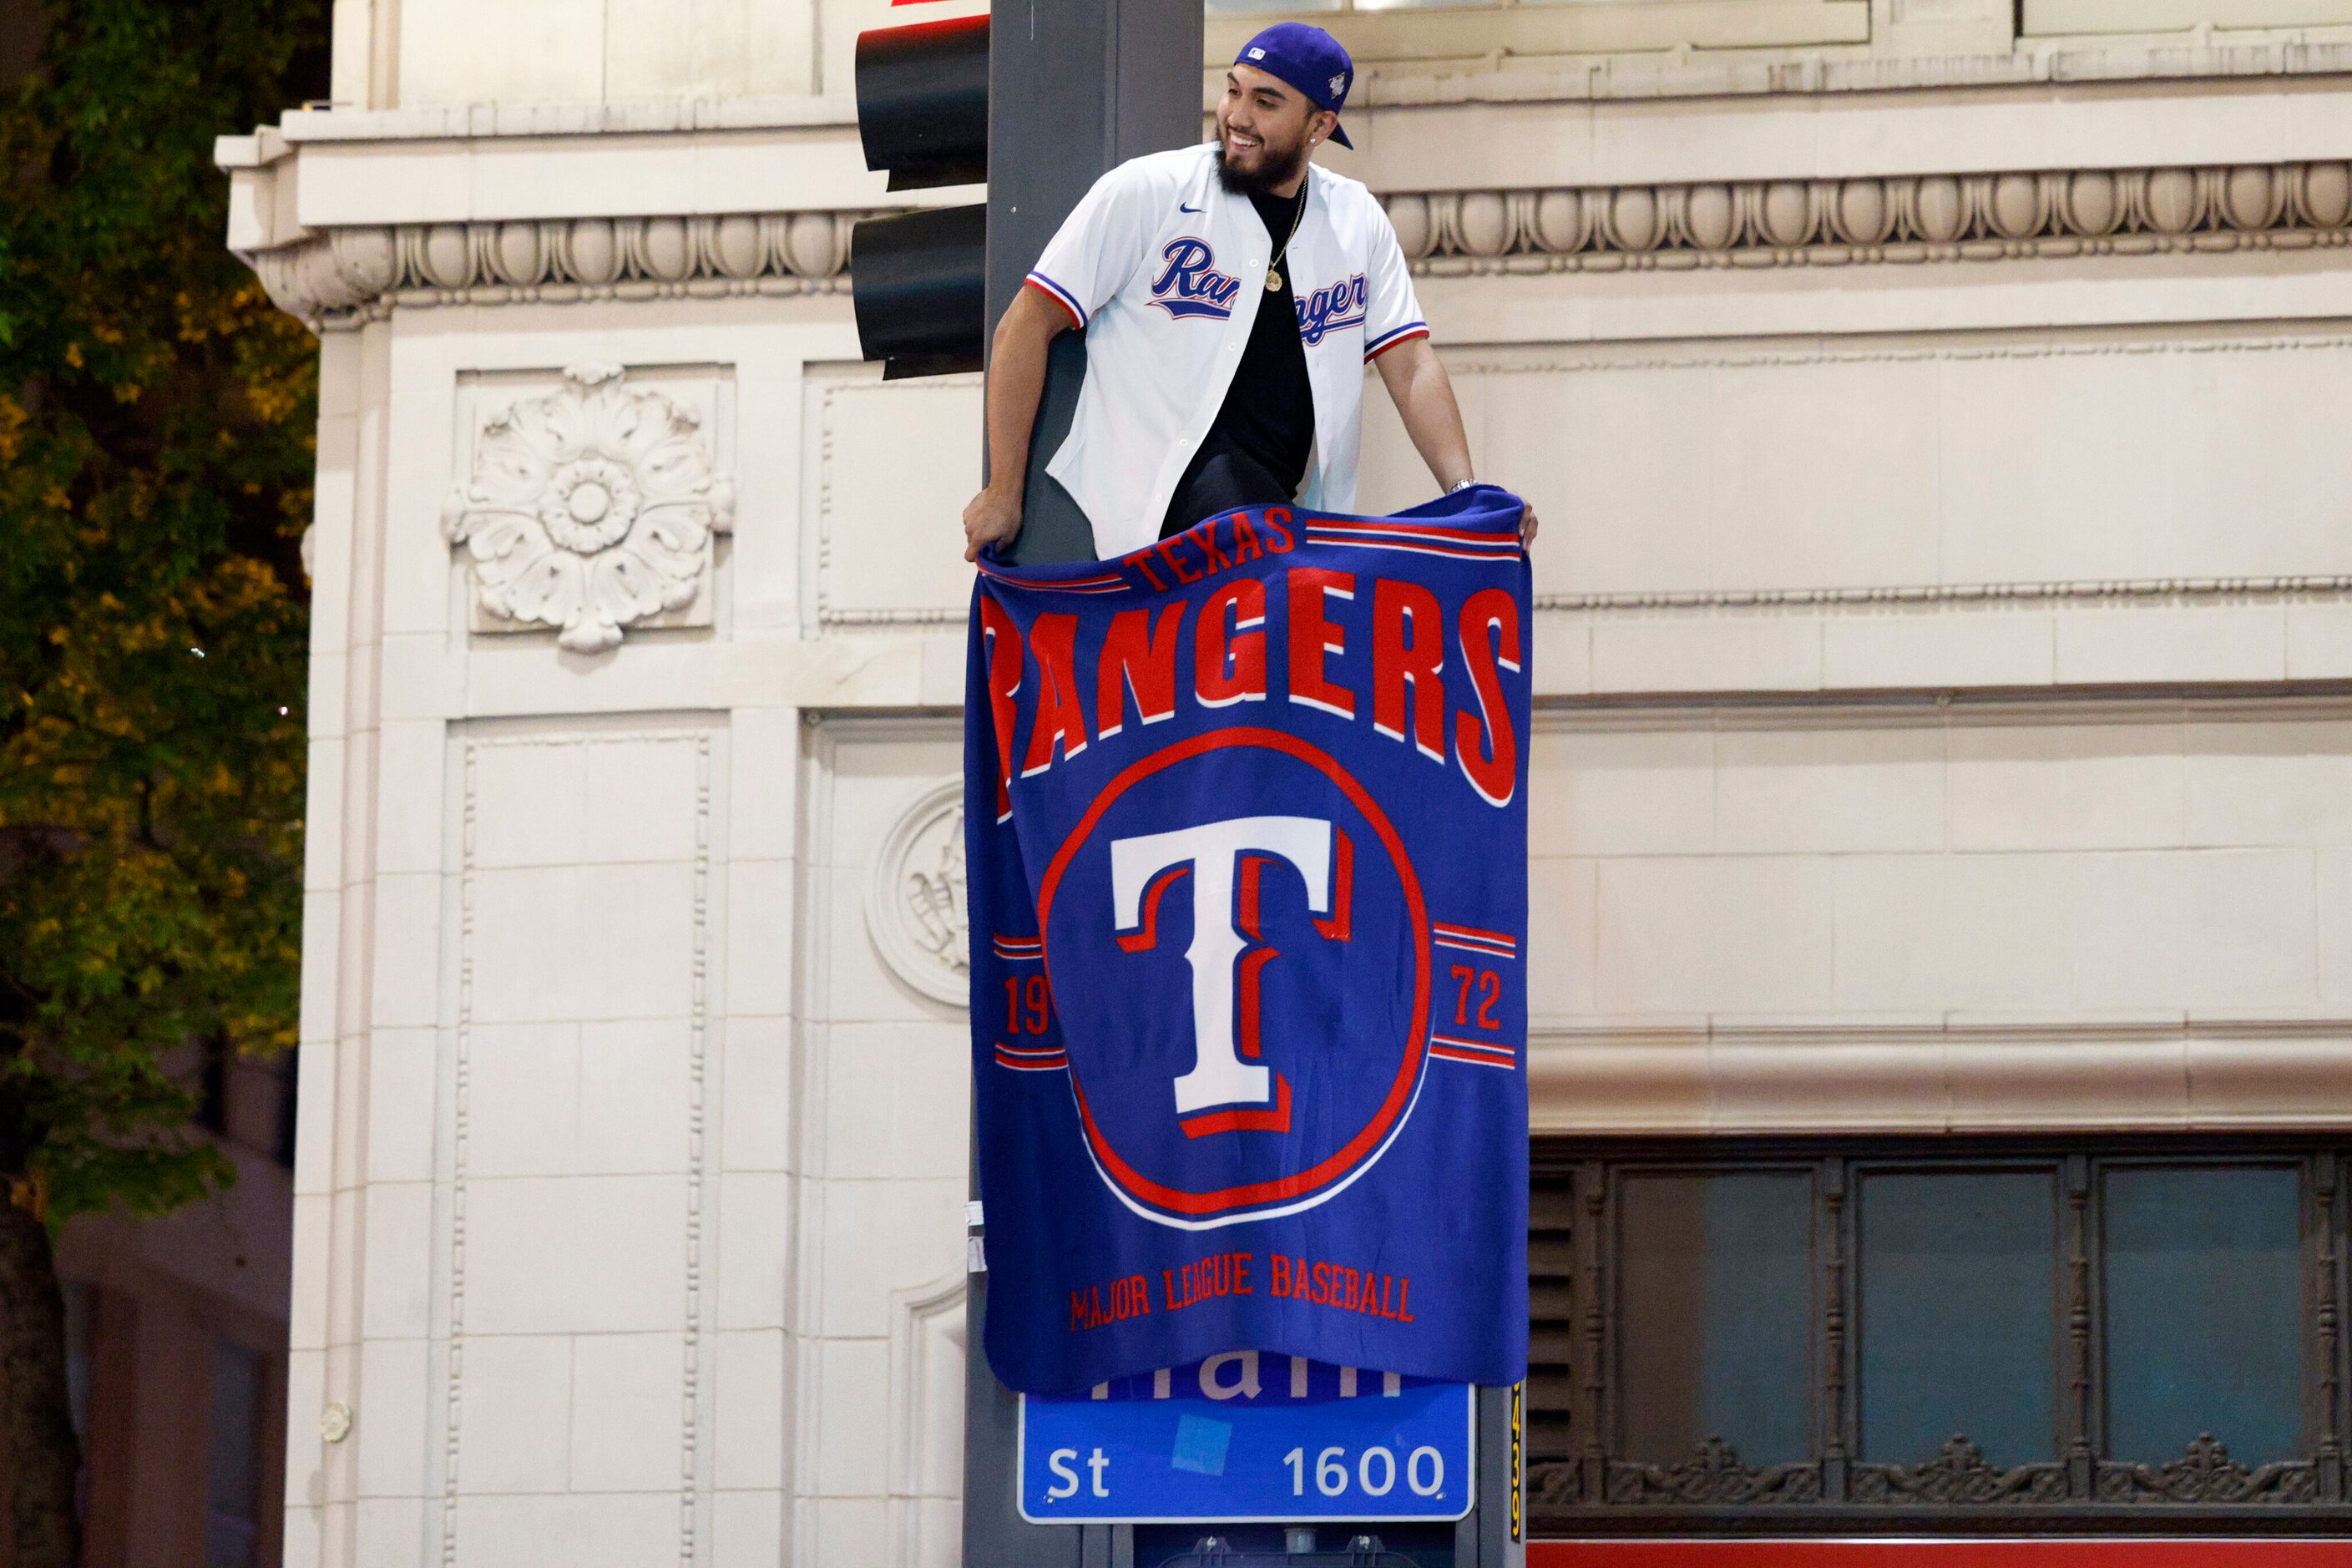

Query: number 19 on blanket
[[1019, 1354, 1474, 1523]]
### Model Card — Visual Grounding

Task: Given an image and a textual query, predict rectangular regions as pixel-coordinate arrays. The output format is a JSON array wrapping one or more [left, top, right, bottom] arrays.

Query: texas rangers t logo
[[1034, 730, 1429, 1233], [1111, 815, 1350, 1131]]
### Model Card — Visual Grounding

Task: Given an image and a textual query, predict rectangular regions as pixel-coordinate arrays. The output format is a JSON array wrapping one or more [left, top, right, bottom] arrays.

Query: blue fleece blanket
[[964, 486, 1530, 1394]]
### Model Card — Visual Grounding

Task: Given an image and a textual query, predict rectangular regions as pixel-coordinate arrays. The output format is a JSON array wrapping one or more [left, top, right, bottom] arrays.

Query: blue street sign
[[1018, 1355, 1474, 1524]]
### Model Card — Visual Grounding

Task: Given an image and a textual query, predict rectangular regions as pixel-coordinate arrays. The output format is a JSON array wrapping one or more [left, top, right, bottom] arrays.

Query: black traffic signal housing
[[851, 13, 988, 379]]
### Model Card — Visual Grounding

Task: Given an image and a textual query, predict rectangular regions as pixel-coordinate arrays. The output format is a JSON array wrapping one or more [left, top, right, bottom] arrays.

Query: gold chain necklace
[[1265, 177, 1308, 294]]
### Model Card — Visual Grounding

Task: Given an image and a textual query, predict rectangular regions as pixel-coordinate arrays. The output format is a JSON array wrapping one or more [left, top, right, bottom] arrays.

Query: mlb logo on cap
[[1235, 22, 1356, 149]]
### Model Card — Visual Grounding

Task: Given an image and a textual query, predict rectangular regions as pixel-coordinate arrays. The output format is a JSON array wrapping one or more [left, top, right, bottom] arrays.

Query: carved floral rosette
[[443, 364, 734, 653]]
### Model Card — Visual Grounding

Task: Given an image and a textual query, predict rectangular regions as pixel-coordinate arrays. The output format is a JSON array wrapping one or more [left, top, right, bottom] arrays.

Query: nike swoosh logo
[[1180, 203, 1204, 214]]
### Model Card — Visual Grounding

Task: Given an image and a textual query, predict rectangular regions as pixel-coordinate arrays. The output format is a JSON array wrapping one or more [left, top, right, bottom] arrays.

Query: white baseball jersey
[[1024, 142, 1429, 559]]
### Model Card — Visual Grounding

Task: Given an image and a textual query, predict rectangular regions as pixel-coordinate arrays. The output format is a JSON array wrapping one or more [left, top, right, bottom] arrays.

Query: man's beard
[[1215, 134, 1310, 197]]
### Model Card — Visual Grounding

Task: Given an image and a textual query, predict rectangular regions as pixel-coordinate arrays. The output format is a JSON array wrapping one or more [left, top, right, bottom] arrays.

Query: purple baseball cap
[[1234, 22, 1355, 149]]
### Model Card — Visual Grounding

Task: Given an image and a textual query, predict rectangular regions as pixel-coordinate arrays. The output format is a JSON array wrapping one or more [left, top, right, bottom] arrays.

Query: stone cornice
[[1388, 158, 2352, 273], [241, 211, 866, 329], [1527, 1014, 2352, 1135], [236, 156, 2352, 326], [1351, 38, 2352, 107], [1535, 573, 2352, 615]]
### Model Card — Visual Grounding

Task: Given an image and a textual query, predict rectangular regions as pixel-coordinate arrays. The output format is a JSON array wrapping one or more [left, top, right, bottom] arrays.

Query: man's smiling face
[[1215, 62, 1326, 195]]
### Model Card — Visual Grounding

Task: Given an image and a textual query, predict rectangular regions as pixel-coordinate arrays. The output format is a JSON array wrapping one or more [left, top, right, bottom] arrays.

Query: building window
[[205, 1339, 265, 1568], [1202, 1, 1869, 65], [1530, 1139, 2346, 1535], [1206, 0, 1733, 10], [2023, 0, 2352, 35]]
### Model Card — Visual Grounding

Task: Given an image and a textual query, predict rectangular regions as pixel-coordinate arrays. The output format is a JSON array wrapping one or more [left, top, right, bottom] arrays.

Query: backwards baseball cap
[[1234, 22, 1355, 149]]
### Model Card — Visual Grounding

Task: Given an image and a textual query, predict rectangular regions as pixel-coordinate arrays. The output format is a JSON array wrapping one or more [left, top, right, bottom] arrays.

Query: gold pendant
[[1265, 268, 1282, 293]]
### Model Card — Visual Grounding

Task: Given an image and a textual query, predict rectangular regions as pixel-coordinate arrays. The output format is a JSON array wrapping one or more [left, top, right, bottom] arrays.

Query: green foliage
[[0, 0, 326, 1222]]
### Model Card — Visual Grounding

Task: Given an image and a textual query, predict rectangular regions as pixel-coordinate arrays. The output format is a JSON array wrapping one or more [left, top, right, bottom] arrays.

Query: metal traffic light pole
[[981, 0, 1202, 567], [964, 9, 1201, 1560]]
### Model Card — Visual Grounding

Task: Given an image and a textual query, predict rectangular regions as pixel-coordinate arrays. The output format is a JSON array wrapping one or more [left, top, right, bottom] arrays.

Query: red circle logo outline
[[1034, 728, 1432, 1219]]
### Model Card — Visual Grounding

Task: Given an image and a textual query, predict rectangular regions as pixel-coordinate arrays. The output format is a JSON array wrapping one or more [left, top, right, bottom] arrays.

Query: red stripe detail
[[1432, 1032, 1512, 1051], [1237, 949, 1277, 1060], [1180, 1073, 1292, 1138], [974, 561, 1120, 585], [1430, 1046, 1514, 1068], [1303, 537, 1517, 561], [1024, 275, 1084, 330], [976, 563, 1124, 590], [1313, 828, 1352, 942], [995, 1039, 1064, 1058], [1366, 325, 1429, 362], [1236, 854, 1274, 1061], [1435, 920, 1516, 945], [1309, 519, 1516, 543], [1117, 864, 1189, 953]]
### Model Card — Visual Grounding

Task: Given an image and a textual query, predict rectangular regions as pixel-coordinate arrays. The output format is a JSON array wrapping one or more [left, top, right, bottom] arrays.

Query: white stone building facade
[[221, 0, 2352, 1562]]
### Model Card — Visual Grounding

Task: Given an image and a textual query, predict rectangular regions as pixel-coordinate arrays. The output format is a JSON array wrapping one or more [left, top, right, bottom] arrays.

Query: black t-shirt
[[1163, 183, 1314, 531]]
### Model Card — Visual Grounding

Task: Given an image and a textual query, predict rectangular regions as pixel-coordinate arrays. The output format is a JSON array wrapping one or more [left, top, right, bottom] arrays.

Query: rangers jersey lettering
[[1024, 142, 1430, 559], [965, 487, 1530, 1394]]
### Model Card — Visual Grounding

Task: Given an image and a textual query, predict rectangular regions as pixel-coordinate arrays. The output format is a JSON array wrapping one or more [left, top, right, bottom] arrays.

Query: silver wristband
[[1448, 478, 1478, 493]]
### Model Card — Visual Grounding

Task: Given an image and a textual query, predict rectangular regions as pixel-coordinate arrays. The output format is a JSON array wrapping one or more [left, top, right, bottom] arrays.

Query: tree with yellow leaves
[[0, 2, 325, 1561]]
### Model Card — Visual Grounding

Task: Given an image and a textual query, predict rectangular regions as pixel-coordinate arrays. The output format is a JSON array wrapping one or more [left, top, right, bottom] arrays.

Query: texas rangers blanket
[[964, 485, 1530, 1395]]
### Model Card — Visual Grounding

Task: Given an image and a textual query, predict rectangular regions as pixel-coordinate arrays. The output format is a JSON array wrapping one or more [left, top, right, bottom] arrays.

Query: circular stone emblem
[[1034, 729, 1431, 1231], [865, 777, 969, 1008]]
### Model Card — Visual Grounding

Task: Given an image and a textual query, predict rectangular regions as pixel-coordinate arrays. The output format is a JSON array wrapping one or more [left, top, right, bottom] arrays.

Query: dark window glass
[[1858, 1167, 2056, 1468], [273, 1047, 300, 1169], [196, 1033, 230, 1135], [60, 1282, 91, 1437], [205, 1339, 264, 1568], [2103, 1163, 2304, 1464], [1530, 1140, 2352, 1536], [1618, 1170, 1814, 1465]]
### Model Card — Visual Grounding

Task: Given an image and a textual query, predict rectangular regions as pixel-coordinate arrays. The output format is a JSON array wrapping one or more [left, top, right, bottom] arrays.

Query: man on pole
[[962, 22, 1540, 562]]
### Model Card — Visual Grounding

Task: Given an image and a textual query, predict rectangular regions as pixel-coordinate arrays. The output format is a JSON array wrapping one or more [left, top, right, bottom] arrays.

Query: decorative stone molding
[[2095, 1436, 2319, 1505], [236, 158, 2352, 331], [1388, 159, 2352, 272], [1601, 1441, 1823, 1505], [866, 778, 969, 1008], [1527, 1014, 2352, 1136], [442, 731, 716, 1567], [443, 365, 735, 654], [1849, 1438, 2069, 1505], [1535, 572, 2352, 615], [244, 210, 867, 328], [1353, 38, 2352, 107], [812, 568, 2352, 631], [886, 1275, 969, 1568]]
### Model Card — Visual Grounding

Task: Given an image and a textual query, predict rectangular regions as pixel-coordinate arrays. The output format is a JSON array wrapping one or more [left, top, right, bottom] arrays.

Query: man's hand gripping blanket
[[964, 486, 1531, 1395]]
